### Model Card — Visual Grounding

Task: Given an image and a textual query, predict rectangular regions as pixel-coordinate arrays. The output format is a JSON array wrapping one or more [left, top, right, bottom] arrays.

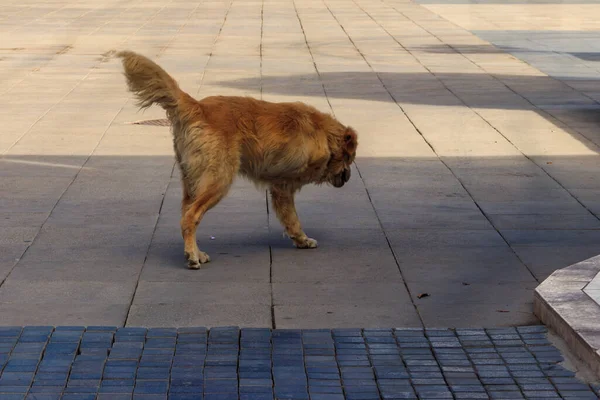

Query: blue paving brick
[[344, 392, 380, 400], [117, 328, 148, 335], [49, 332, 82, 342], [143, 349, 175, 357], [169, 387, 204, 396], [177, 327, 207, 334], [177, 337, 207, 346], [310, 384, 344, 393], [63, 386, 99, 394], [240, 378, 273, 386], [44, 342, 79, 356], [171, 376, 204, 386], [66, 378, 100, 387], [242, 328, 271, 339], [0, 327, 22, 337], [61, 395, 98, 400], [240, 385, 273, 394], [310, 394, 345, 400], [240, 371, 272, 379], [169, 395, 204, 400], [55, 326, 85, 332], [240, 393, 273, 400], [365, 337, 395, 345], [28, 385, 64, 393], [32, 377, 67, 387], [97, 394, 133, 400], [137, 367, 170, 380], [12, 343, 46, 354], [134, 380, 169, 394], [25, 394, 62, 400], [116, 336, 147, 343], [374, 367, 410, 380], [35, 372, 70, 382], [331, 329, 362, 336], [86, 326, 118, 332], [204, 379, 238, 393], [0, 385, 29, 393], [103, 370, 137, 380], [274, 386, 309, 400], [204, 366, 237, 379], [208, 327, 240, 343], [140, 355, 173, 367], [81, 331, 113, 342], [133, 395, 168, 400], [146, 328, 177, 338], [113, 342, 144, 349], [202, 394, 238, 400], [99, 384, 134, 394]]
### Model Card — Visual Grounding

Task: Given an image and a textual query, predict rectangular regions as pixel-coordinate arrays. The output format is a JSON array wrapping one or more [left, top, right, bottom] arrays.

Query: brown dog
[[117, 51, 358, 269]]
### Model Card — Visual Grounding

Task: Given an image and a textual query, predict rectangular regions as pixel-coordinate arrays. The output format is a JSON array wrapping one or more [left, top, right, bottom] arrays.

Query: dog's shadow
[[146, 228, 302, 270], [146, 223, 373, 275]]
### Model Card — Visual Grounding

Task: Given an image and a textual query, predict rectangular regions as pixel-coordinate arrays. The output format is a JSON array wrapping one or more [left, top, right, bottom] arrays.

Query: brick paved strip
[[0, 325, 593, 399]]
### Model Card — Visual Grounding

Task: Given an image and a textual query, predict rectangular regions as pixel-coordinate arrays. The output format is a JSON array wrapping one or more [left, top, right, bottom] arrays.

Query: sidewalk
[[1, 0, 600, 330]]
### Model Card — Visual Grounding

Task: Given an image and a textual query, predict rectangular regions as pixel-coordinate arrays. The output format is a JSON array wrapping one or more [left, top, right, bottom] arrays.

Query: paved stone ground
[[0, 325, 597, 400], [2, 0, 600, 328]]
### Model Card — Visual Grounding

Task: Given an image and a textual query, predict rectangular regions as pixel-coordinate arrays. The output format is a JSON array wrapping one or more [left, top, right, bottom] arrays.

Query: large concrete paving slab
[[0, 0, 599, 328]]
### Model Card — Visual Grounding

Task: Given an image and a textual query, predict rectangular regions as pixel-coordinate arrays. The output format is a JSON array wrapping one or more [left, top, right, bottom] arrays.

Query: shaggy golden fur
[[117, 50, 358, 269]]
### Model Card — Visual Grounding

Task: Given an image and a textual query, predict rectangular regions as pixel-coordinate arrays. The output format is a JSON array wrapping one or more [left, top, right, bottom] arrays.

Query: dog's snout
[[342, 168, 351, 183], [331, 169, 349, 188]]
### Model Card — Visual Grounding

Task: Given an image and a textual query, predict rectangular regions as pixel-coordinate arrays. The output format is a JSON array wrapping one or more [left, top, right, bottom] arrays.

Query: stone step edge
[[534, 254, 600, 378]]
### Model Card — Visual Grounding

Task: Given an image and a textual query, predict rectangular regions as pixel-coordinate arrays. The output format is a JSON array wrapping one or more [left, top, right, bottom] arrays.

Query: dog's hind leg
[[270, 184, 318, 249], [181, 176, 232, 269]]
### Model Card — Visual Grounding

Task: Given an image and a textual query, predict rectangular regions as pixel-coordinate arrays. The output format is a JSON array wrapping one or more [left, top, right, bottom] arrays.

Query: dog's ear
[[342, 127, 358, 161]]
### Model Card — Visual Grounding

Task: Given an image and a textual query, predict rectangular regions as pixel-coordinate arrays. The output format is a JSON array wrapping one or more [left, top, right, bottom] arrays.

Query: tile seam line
[[348, 0, 598, 281], [261, 0, 275, 330], [155, 0, 206, 58], [0, 0, 179, 289], [291, 0, 335, 113], [195, 0, 235, 98], [292, 0, 425, 328], [123, 164, 174, 327], [378, 0, 600, 223]]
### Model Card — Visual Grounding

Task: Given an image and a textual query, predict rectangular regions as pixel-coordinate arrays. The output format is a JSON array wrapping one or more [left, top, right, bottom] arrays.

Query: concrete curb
[[534, 254, 600, 378]]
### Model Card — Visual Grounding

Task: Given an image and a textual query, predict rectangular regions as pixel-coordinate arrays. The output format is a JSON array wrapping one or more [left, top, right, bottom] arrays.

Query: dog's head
[[326, 127, 358, 188]]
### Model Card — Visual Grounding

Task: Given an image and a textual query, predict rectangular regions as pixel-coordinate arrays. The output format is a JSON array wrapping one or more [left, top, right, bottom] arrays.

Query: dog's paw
[[295, 237, 318, 249], [185, 250, 211, 269]]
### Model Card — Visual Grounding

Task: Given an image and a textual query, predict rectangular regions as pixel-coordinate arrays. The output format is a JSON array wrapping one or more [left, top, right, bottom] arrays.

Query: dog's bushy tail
[[117, 50, 186, 117]]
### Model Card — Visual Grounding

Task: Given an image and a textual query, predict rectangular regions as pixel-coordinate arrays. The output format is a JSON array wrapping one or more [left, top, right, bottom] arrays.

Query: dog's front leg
[[180, 176, 232, 269], [270, 184, 318, 249]]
